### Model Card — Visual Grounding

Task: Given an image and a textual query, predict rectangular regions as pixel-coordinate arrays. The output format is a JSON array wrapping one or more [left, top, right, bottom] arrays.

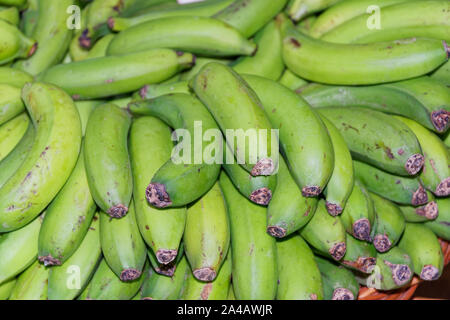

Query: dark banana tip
[[353, 218, 371, 241], [342, 257, 376, 273], [193, 267, 216, 282], [139, 85, 149, 99], [156, 249, 177, 265], [155, 263, 176, 277], [435, 177, 450, 196], [332, 288, 355, 300], [301, 186, 321, 198], [251, 158, 275, 176], [250, 187, 272, 205], [120, 268, 141, 282], [79, 29, 91, 49], [107, 204, 128, 218], [411, 185, 428, 206], [329, 242, 346, 261], [431, 110, 450, 133], [38, 255, 61, 267], [28, 42, 38, 57], [420, 264, 440, 281], [373, 234, 392, 253], [267, 226, 287, 238], [325, 202, 343, 216], [384, 261, 412, 286], [142, 297, 153, 300], [444, 40, 450, 58], [405, 154, 424, 175], [107, 17, 115, 30], [146, 183, 172, 208], [423, 201, 438, 220]]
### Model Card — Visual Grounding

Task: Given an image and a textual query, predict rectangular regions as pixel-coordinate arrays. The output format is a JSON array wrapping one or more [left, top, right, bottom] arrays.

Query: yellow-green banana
[[287, 0, 341, 21], [0, 67, 33, 87], [0, 84, 24, 126], [0, 18, 37, 65], [0, 112, 29, 162], [0, 6, 19, 25], [0, 278, 16, 300], [9, 260, 48, 300]]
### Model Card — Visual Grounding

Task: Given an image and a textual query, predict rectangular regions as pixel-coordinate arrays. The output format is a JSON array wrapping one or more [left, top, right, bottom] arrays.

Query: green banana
[[300, 200, 346, 261], [84, 103, 132, 218], [134, 81, 190, 101], [424, 198, 450, 241], [276, 235, 323, 300], [78, 259, 146, 300], [107, 16, 256, 57], [0, 84, 24, 126], [0, 18, 37, 65], [75, 100, 104, 136], [191, 63, 278, 177], [321, 1, 450, 44], [219, 171, 277, 300], [354, 160, 429, 206], [128, 93, 221, 208], [340, 233, 377, 274], [85, 34, 115, 60], [232, 20, 284, 81], [140, 256, 189, 300], [398, 222, 444, 281], [109, 0, 234, 31], [320, 115, 354, 215], [354, 26, 450, 45], [179, 57, 230, 82], [182, 251, 231, 300], [129, 116, 186, 265], [20, 0, 38, 36], [9, 260, 48, 300], [213, 0, 288, 38], [370, 192, 406, 253], [431, 59, 450, 86], [0, 82, 81, 232], [0, 215, 42, 284], [147, 244, 185, 277], [319, 107, 423, 176], [267, 157, 317, 238], [242, 74, 334, 196], [13, 0, 74, 75], [399, 201, 439, 223], [279, 14, 449, 85], [278, 69, 308, 91], [0, 278, 16, 300], [39, 49, 194, 100], [395, 116, 450, 197], [184, 182, 229, 282], [0, 113, 29, 162], [100, 201, 147, 281], [356, 246, 413, 291], [38, 145, 96, 266], [47, 214, 102, 300], [0, 6, 19, 25], [0, 67, 33, 87], [314, 255, 359, 300], [287, 0, 341, 21]]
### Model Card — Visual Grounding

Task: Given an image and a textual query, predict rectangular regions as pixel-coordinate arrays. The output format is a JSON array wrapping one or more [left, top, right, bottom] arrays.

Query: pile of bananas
[[0, 0, 449, 300]]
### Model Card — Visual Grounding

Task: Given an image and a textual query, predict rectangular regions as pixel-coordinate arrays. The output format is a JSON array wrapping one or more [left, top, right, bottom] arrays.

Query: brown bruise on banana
[[107, 17, 115, 30], [139, 85, 149, 99], [28, 43, 38, 57], [431, 110, 450, 133], [193, 267, 216, 282], [332, 288, 354, 300], [415, 201, 439, 220], [411, 185, 428, 206], [420, 264, 440, 281], [200, 283, 213, 300], [343, 257, 377, 273], [38, 254, 61, 267], [146, 183, 172, 208], [301, 186, 321, 198], [435, 177, 450, 197], [79, 29, 91, 49], [329, 242, 346, 261], [107, 204, 128, 218], [156, 249, 178, 265], [249, 187, 272, 205], [352, 218, 371, 241], [266, 225, 286, 238], [404, 154, 424, 175], [120, 268, 141, 282], [384, 260, 412, 286], [251, 158, 274, 176], [373, 234, 392, 253], [325, 202, 342, 216]]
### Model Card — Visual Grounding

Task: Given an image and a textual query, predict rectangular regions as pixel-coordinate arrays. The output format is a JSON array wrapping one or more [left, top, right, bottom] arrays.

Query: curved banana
[[0, 84, 24, 126], [399, 201, 439, 223], [0, 67, 33, 88], [9, 260, 48, 300], [340, 233, 377, 274], [0, 113, 29, 162], [0, 6, 19, 25], [424, 198, 450, 241], [0, 18, 37, 65], [286, 0, 341, 21], [278, 69, 308, 91]]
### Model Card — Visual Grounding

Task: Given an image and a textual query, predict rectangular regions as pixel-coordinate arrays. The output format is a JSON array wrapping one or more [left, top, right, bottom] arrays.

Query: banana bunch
[[0, 0, 448, 301]]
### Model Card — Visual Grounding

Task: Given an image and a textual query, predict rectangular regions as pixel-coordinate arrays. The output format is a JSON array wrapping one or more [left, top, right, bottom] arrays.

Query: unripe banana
[[0, 82, 81, 232], [0, 18, 37, 65], [129, 116, 186, 265], [340, 233, 377, 274], [38, 145, 96, 266], [279, 14, 449, 85], [0, 67, 33, 88], [300, 200, 346, 261], [267, 157, 317, 238], [213, 0, 288, 38], [319, 107, 423, 176], [84, 103, 132, 218], [13, 0, 74, 75], [370, 192, 406, 253], [148, 244, 185, 277], [219, 171, 277, 300], [179, 57, 231, 82], [84, 34, 115, 60], [278, 69, 308, 91], [399, 201, 439, 223], [107, 16, 256, 57], [19, 0, 38, 37], [354, 160, 429, 206], [395, 116, 450, 197], [47, 214, 102, 300], [243, 74, 333, 196], [128, 93, 221, 208], [0, 278, 16, 300], [182, 251, 231, 300], [398, 222, 444, 281], [133, 81, 190, 101], [314, 255, 359, 300], [184, 182, 229, 282], [0, 214, 42, 284], [9, 260, 48, 300], [286, 0, 341, 21], [39, 49, 194, 100], [276, 235, 323, 300], [424, 198, 450, 241], [432, 60, 450, 86], [232, 20, 284, 81], [191, 63, 278, 177], [75, 100, 104, 136], [0, 6, 19, 25], [0, 113, 29, 162], [0, 84, 25, 126]]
